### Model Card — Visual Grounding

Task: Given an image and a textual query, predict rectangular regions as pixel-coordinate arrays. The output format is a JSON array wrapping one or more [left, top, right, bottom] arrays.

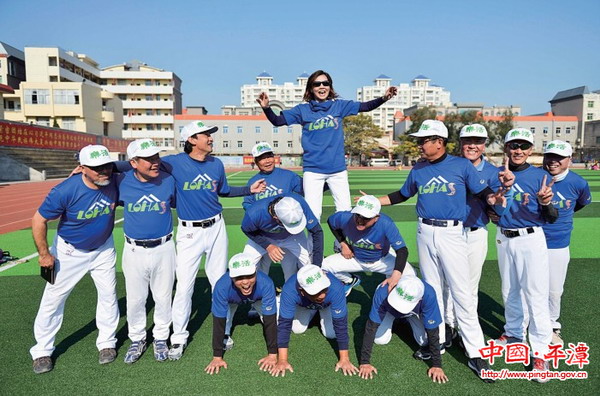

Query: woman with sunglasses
[[257, 70, 397, 222]]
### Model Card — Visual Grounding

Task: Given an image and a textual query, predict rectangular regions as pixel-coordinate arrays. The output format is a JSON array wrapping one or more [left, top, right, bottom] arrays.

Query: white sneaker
[[551, 329, 564, 345], [168, 343, 187, 361], [224, 336, 234, 351]]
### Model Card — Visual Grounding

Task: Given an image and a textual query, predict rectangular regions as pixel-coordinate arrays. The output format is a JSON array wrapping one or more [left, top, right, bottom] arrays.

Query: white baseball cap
[[79, 145, 113, 167], [410, 120, 448, 138], [228, 252, 257, 278], [181, 121, 218, 141], [351, 195, 381, 218], [459, 123, 488, 139], [127, 139, 161, 160], [274, 197, 306, 234], [544, 140, 572, 157], [297, 265, 331, 295], [252, 142, 274, 158], [387, 275, 424, 313], [505, 128, 534, 144]]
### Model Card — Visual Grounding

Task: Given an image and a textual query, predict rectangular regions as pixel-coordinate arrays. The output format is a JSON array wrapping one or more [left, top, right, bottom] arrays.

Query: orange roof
[[175, 114, 268, 121]]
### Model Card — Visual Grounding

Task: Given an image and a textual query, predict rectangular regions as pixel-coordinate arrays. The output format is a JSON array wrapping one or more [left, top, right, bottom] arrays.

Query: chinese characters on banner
[[480, 340, 590, 369]]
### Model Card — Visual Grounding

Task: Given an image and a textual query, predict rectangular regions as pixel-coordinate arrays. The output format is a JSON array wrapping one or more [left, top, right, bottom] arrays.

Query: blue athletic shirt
[[38, 175, 117, 250], [282, 100, 360, 174], [243, 167, 303, 210], [497, 165, 550, 229], [399, 154, 488, 221], [161, 154, 229, 220], [211, 270, 277, 318], [369, 281, 442, 330], [328, 211, 405, 262], [542, 171, 592, 248], [277, 271, 349, 349], [241, 193, 319, 240], [464, 159, 501, 228], [116, 170, 176, 240]]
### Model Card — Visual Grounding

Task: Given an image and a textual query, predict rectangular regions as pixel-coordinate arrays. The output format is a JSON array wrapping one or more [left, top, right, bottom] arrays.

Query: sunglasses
[[508, 142, 533, 150], [85, 163, 113, 173], [416, 137, 439, 146], [312, 80, 331, 88]]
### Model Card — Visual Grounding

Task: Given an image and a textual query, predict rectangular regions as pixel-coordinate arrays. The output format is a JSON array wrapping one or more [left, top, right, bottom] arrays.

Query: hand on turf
[[383, 87, 398, 101], [250, 178, 267, 193], [266, 244, 285, 262], [269, 360, 294, 377], [537, 175, 555, 205], [335, 358, 358, 376], [428, 367, 448, 383], [358, 364, 378, 380], [256, 92, 270, 108], [38, 253, 55, 269], [204, 357, 228, 375], [381, 270, 402, 292], [340, 242, 354, 259], [498, 156, 515, 188], [258, 354, 277, 372]]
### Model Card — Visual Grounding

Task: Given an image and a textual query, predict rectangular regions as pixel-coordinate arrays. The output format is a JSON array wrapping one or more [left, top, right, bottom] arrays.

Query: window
[[118, 94, 127, 100], [145, 80, 152, 86], [62, 117, 76, 130], [36, 117, 50, 127], [287, 126, 293, 133], [145, 95, 153, 101], [223, 141, 229, 148], [146, 124, 154, 131], [165, 138, 174, 147], [237, 140, 243, 148], [587, 113, 594, 120], [237, 126, 243, 134], [117, 79, 126, 85], [542, 141, 548, 150], [48, 56, 57, 66], [273, 141, 279, 148], [543, 127, 548, 135], [588, 101, 594, 108], [596, 137, 600, 145], [155, 80, 161, 86], [49, 76, 58, 82], [273, 126, 278, 133], [530, 127, 536, 134], [255, 126, 261, 133], [146, 109, 153, 116], [566, 127, 571, 134], [53, 89, 79, 105], [287, 141, 293, 148], [25, 89, 50, 105], [555, 127, 561, 135], [223, 126, 229, 133]]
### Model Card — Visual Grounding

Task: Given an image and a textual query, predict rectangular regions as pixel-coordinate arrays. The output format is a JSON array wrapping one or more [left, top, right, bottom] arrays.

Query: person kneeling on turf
[[358, 275, 448, 383], [204, 253, 278, 374], [271, 265, 358, 377]]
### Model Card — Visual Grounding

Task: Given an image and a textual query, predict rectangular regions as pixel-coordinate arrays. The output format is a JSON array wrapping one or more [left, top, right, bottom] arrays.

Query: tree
[[391, 135, 420, 163], [343, 114, 383, 165]]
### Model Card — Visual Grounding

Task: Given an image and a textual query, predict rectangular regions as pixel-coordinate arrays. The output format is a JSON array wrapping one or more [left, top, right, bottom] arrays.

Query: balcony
[[103, 85, 174, 94], [102, 106, 114, 122], [122, 100, 174, 109], [124, 115, 173, 124]]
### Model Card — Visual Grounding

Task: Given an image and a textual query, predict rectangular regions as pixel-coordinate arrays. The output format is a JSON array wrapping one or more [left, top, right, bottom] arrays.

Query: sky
[[3, 0, 599, 115]]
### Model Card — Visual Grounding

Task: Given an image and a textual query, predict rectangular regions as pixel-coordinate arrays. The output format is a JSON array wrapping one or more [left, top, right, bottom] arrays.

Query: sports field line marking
[[226, 171, 242, 179]]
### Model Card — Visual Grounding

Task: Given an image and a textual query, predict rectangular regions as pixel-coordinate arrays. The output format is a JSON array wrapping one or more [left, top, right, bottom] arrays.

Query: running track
[[0, 179, 63, 234]]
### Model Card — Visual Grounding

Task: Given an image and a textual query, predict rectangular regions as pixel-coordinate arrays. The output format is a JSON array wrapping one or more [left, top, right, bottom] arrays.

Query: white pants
[[444, 227, 488, 327], [322, 251, 416, 284], [291, 306, 335, 338], [122, 237, 176, 342], [30, 235, 119, 359], [548, 247, 570, 330], [373, 312, 427, 346], [243, 233, 311, 281], [224, 300, 268, 335], [496, 227, 552, 356], [416, 220, 485, 358], [303, 170, 351, 222], [171, 216, 229, 345]]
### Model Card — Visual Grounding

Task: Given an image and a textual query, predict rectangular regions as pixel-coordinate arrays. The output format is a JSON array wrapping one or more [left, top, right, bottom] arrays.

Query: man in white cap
[[494, 128, 558, 382], [358, 276, 448, 383], [241, 194, 323, 280], [443, 124, 511, 347], [322, 195, 416, 297], [30, 145, 119, 374], [367, 119, 512, 382], [204, 252, 278, 375], [116, 139, 176, 364], [270, 264, 358, 377], [155, 121, 266, 360], [242, 142, 303, 210], [541, 140, 591, 345]]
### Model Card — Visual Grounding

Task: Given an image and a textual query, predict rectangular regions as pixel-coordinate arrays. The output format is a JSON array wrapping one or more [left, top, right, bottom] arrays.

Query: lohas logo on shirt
[[254, 184, 284, 201], [77, 199, 115, 220], [183, 173, 218, 191], [551, 191, 572, 209], [347, 237, 381, 251], [126, 194, 168, 214], [512, 184, 531, 205], [307, 115, 339, 132], [418, 176, 457, 196]]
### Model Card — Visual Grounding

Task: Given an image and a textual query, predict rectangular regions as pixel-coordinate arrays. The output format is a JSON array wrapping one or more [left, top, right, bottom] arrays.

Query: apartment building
[[550, 86, 600, 148], [0, 42, 26, 89], [174, 109, 303, 156], [356, 75, 452, 131], [101, 60, 182, 149], [2, 47, 123, 137], [231, 71, 308, 114]]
